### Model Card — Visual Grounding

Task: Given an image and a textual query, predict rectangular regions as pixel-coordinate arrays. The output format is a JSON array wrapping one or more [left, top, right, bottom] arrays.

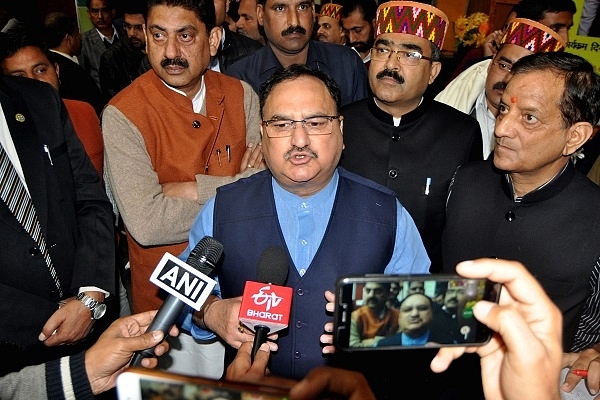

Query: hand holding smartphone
[[333, 274, 501, 351]]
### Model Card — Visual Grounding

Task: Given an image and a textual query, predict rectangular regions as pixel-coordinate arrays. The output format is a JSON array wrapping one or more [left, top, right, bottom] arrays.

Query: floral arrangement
[[454, 12, 491, 48]]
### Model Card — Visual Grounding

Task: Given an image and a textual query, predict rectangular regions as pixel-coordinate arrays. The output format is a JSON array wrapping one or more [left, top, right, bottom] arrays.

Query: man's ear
[[564, 122, 593, 156], [208, 26, 223, 57], [257, 4, 264, 27], [428, 60, 441, 84]]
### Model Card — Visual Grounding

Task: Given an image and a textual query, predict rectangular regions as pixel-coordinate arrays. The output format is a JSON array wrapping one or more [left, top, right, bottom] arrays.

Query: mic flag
[[238, 246, 292, 361], [239, 281, 293, 334], [131, 236, 223, 365], [149, 239, 221, 310]]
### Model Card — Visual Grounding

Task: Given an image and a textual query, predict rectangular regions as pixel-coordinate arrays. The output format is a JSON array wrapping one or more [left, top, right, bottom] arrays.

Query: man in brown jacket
[[102, 0, 263, 378]]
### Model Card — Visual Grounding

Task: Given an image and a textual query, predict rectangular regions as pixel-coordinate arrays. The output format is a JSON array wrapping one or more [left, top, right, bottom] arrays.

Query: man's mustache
[[161, 58, 189, 68], [492, 81, 507, 91], [284, 145, 318, 160], [376, 69, 405, 84], [282, 25, 306, 36]]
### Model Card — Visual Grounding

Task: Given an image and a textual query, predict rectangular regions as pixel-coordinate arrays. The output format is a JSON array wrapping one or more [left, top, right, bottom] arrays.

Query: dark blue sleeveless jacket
[[213, 168, 397, 379]]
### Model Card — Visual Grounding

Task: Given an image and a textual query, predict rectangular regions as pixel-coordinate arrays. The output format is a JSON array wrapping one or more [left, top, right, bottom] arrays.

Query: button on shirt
[[180, 169, 431, 339]]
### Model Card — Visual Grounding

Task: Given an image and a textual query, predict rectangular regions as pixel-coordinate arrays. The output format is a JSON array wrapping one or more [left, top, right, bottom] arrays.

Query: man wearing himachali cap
[[441, 50, 600, 397], [316, 3, 347, 45], [339, 1, 483, 274], [436, 18, 566, 159]]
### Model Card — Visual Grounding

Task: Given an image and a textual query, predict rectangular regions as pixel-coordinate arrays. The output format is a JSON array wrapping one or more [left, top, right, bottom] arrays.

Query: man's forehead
[[124, 13, 145, 22], [375, 34, 429, 50], [265, 0, 312, 7], [539, 11, 574, 29], [4, 49, 52, 70], [147, 7, 203, 27], [365, 282, 385, 288], [403, 294, 429, 305], [318, 15, 339, 26], [240, 0, 257, 8], [504, 70, 561, 103], [496, 43, 532, 64], [90, 0, 110, 8], [343, 8, 367, 22]]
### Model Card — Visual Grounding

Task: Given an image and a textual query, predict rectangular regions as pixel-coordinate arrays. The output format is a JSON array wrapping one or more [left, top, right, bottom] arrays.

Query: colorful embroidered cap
[[320, 2, 343, 20], [500, 18, 565, 53], [374, 1, 449, 49]]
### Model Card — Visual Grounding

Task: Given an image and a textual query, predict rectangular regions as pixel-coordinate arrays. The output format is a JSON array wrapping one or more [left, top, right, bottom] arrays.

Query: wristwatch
[[76, 293, 107, 320]]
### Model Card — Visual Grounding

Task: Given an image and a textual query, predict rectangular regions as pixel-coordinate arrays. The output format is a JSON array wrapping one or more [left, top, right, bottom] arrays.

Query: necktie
[[103, 38, 113, 49], [0, 142, 63, 297]]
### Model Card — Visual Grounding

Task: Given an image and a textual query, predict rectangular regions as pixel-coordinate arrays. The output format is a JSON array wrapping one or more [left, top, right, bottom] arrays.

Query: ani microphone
[[238, 246, 292, 361], [130, 236, 223, 366]]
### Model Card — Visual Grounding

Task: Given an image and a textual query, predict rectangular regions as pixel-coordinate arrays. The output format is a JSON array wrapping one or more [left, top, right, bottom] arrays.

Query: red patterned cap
[[320, 3, 343, 20], [500, 18, 565, 53], [374, 1, 449, 49]]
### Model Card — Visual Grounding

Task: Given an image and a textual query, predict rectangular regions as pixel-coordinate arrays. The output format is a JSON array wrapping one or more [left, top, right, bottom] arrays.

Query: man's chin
[[352, 42, 370, 53]]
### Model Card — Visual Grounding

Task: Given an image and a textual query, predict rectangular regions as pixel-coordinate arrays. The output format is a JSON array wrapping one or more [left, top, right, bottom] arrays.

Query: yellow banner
[[567, 0, 600, 73]]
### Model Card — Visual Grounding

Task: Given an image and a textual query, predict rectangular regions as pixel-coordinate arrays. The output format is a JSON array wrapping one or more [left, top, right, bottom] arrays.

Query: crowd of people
[[1, 0, 600, 399]]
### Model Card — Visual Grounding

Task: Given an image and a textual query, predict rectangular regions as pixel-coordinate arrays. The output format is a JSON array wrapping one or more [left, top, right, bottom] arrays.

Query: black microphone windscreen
[[257, 246, 289, 285], [187, 236, 224, 275]]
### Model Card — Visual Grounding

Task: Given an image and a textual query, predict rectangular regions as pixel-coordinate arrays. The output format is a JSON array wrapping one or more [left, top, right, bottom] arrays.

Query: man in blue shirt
[[179, 64, 429, 380], [224, 0, 368, 106]]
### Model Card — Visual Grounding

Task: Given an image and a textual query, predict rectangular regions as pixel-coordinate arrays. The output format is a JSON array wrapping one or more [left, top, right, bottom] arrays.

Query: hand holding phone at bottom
[[85, 310, 179, 395], [226, 341, 376, 400], [430, 258, 563, 400]]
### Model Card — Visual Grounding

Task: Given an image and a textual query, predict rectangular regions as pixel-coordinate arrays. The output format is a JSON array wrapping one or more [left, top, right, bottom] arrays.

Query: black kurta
[[443, 160, 600, 351], [340, 97, 483, 273]]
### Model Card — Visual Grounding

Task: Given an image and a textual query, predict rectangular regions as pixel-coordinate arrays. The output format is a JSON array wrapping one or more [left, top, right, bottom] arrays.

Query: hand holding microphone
[[238, 246, 292, 362], [130, 236, 223, 366]]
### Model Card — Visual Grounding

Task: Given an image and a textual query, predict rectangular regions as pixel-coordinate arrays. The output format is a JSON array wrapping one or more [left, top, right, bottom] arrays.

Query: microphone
[[238, 246, 292, 361], [130, 236, 223, 366]]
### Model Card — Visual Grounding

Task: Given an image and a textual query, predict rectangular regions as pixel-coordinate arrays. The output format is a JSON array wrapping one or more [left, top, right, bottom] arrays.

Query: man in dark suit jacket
[[212, 0, 263, 73], [0, 75, 116, 376], [80, 0, 120, 91], [216, 24, 263, 72], [43, 12, 107, 116], [99, 0, 147, 99]]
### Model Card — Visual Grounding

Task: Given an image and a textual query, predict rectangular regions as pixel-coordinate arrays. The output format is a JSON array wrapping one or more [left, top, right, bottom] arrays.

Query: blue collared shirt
[[180, 170, 430, 339]]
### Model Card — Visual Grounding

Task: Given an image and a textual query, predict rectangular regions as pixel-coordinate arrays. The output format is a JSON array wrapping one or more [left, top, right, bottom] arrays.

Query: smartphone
[[333, 274, 501, 351], [116, 367, 290, 400]]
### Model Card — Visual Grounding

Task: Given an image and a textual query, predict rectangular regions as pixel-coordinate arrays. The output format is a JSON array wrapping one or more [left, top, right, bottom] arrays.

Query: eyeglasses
[[491, 59, 512, 74], [370, 47, 434, 66], [262, 116, 342, 138]]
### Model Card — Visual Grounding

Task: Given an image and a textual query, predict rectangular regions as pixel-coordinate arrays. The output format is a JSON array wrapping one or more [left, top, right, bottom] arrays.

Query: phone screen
[[333, 274, 501, 351], [138, 378, 287, 399], [117, 369, 290, 400]]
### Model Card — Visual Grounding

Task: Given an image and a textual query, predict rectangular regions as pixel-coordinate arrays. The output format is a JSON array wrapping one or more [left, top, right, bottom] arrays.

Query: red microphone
[[238, 246, 292, 361]]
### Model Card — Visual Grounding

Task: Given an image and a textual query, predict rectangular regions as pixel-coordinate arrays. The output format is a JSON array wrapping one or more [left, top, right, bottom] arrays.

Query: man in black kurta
[[442, 52, 600, 393], [339, 2, 482, 274], [338, 3, 484, 399]]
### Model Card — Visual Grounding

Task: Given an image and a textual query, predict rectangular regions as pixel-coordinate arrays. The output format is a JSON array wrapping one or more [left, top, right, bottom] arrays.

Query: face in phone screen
[[348, 278, 490, 348]]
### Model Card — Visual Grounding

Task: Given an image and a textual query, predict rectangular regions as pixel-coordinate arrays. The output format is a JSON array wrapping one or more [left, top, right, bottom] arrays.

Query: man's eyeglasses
[[491, 59, 512, 73], [262, 116, 342, 138], [370, 47, 434, 66]]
